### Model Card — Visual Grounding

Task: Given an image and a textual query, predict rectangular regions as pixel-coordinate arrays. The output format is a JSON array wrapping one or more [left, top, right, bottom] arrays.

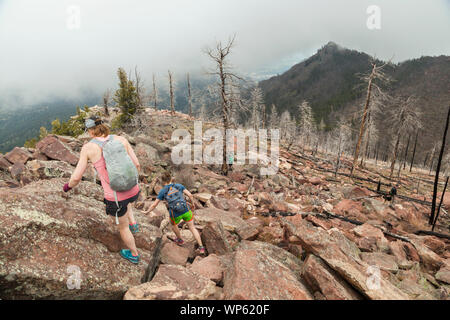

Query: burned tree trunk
[[432, 176, 449, 231], [429, 105, 450, 225], [103, 89, 111, 116], [168, 70, 175, 115], [351, 65, 376, 177], [402, 135, 411, 170], [205, 36, 240, 176], [390, 133, 401, 179], [410, 130, 419, 172], [152, 74, 158, 110], [187, 73, 192, 117]]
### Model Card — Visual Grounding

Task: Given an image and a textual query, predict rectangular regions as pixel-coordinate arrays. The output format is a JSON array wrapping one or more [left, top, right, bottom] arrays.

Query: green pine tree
[[113, 68, 139, 128]]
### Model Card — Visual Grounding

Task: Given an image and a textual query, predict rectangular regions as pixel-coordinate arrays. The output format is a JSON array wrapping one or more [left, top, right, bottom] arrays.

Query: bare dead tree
[[429, 105, 450, 225], [269, 104, 278, 129], [134, 66, 145, 108], [298, 101, 315, 152], [432, 176, 449, 231], [388, 95, 422, 179], [350, 61, 391, 177], [249, 86, 264, 131], [410, 130, 419, 172], [168, 70, 175, 115], [204, 35, 242, 175], [402, 135, 411, 170], [150, 74, 159, 110], [187, 73, 192, 117], [102, 89, 111, 116]]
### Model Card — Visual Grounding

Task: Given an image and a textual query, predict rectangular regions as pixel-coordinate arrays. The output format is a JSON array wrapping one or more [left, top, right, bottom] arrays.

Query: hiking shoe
[[120, 249, 140, 264], [174, 238, 184, 246], [199, 246, 206, 255], [129, 223, 139, 234]]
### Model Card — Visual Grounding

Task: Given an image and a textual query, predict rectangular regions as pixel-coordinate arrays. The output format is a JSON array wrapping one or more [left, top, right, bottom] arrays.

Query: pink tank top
[[92, 135, 140, 202]]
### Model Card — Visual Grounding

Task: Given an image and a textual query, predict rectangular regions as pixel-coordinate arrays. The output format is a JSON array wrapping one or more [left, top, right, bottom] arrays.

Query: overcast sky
[[0, 0, 449, 107]]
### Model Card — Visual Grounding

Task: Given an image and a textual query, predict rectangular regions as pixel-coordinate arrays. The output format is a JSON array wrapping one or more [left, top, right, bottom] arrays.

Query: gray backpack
[[91, 135, 139, 224]]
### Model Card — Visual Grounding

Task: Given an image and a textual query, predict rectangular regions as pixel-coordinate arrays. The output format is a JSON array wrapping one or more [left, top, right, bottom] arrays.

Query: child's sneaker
[[120, 249, 140, 264], [129, 223, 139, 234], [174, 238, 184, 246], [199, 246, 206, 255]]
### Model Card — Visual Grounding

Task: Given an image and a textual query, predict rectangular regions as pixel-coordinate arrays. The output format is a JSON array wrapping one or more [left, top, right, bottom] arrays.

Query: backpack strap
[[113, 191, 121, 225], [90, 135, 112, 149]]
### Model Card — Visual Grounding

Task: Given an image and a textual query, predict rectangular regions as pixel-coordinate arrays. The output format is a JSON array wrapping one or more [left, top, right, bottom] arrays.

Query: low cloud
[[0, 0, 449, 106]]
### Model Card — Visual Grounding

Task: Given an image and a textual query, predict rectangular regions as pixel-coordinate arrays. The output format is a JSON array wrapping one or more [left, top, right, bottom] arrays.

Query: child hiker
[[144, 172, 205, 254]]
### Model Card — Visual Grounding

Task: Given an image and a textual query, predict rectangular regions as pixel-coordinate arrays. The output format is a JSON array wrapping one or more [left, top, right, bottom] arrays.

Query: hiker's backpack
[[165, 184, 189, 217], [91, 135, 139, 223]]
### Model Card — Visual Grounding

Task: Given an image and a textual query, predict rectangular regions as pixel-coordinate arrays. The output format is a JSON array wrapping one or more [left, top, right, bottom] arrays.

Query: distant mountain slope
[[0, 97, 99, 153], [259, 42, 450, 159]]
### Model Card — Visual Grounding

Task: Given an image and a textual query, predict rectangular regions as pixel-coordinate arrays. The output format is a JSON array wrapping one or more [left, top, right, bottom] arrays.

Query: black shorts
[[104, 191, 140, 218]]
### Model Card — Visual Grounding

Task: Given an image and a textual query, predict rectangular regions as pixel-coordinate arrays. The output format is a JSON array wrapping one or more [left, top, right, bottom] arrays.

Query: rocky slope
[[0, 108, 449, 300]]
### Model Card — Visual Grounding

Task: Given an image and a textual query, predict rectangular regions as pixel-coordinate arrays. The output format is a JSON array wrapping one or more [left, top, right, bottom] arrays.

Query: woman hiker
[[63, 116, 142, 264]]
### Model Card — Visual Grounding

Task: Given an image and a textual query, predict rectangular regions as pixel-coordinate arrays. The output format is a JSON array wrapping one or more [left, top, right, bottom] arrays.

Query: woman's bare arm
[[68, 146, 89, 188]]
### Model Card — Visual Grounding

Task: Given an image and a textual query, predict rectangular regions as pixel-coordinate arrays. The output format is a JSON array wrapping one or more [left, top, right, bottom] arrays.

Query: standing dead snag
[[151, 74, 159, 110], [351, 62, 390, 177], [410, 130, 419, 172], [102, 89, 111, 116], [388, 96, 422, 179], [204, 35, 242, 175], [168, 70, 175, 115], [432, 176, 449, 231], [134, 66, 145, 108], [187, 73, 192, 117], [429, 105, 450, 225]]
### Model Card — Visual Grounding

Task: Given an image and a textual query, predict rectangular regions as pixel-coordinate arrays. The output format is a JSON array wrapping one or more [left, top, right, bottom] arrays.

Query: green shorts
[[170, 210, 194, 225]]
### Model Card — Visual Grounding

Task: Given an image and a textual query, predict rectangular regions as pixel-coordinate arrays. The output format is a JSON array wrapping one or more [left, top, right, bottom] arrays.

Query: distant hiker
[[228, 135, 238, 172], [144, 172, 205, 254], [63, 116, 142, 264], [383, 183, 398, 208]]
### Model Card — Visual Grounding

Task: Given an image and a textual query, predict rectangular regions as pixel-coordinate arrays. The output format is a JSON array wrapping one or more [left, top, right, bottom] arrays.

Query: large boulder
[[123, 265, 217, 300], [188, 254, 229, 285], [281, 218, 410, 300], [26, 160, 74, 180], [200, 221, 232, 255], [223, 241, 313, 300], [160, 242, 190, 266], [389, 240, 415, 269], [0, 155, 13, 171], [36, 136, 79, 166], [352, 223, 390, 253], [435, 266, 450, 285], [409, 237, 445, 272], [194, 207, 258, 240], [0, 178, 162, 299], [360, 252, 399, 273], [135, 143, 160, 166], [302, 254, 363, 300], [4, 147, 32, 165], [334, 199, 368, 223]]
